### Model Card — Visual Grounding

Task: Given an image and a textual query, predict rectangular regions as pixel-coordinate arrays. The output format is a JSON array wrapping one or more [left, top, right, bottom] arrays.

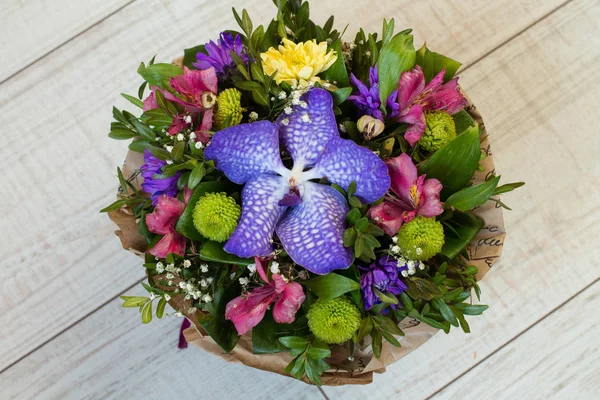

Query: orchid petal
[[143, 91, 158, 111], [272, 277, 306, 324], [225, 286, 277, 335], [366, 201, 406, 236], [277, 88, 339, 169], [310, 137, 390, 203], [170, 67, 218, 97], [424, 68, 445, 92], [224, 175, 288, 258], [418, 178, 444, 217], [147, 231, 186, 258], [397, 65, 425, 109], [205, 121, 286, 184], [146, 195, 185, 235], [386, 153, 418, 204], [276, 182, 353, 274], [404, 112, 426, 146]]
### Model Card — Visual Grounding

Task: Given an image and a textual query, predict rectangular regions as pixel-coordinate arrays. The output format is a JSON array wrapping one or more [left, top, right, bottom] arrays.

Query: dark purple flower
[[349, 66, 384, 120], [359, 256, 408, 311], [140, 149, 181, 205], [192, 32, 247, 76]]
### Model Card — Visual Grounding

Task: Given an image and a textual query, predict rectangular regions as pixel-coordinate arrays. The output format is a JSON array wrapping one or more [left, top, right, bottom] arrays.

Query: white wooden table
[[1, 0, 598, 399]]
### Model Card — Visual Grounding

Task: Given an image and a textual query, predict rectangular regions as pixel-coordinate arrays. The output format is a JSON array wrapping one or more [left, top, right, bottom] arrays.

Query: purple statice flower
[[192, 32, 247, 76], [359, 256, 408, 311], [349, 66, 384, 120], [204, 88, 390, 274], [140, 149, 181, 205]]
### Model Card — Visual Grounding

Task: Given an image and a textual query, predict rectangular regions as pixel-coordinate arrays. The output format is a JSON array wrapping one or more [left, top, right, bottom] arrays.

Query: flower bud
[[357, 115, 385, 140]]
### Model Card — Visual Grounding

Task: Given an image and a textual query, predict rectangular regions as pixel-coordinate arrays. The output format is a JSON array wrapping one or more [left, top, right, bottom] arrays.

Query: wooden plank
[[0, 287, 325, 400], [0, 0, 133, 83], [432, 281, 600, 400], [0, 0, 570, 375], [323, 0, 600, 398]]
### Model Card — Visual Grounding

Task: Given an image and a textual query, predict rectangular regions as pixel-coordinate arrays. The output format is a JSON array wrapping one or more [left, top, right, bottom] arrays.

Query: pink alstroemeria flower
[[143, 67, 218, 137], [225, 257, 306, 336], [392, 65, 467, 146], [367, 153, 444, 236], [146, 195, 186, 258]]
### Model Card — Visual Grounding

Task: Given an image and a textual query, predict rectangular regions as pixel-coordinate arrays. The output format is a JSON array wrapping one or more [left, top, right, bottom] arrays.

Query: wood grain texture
[[433, 281, 600, 400], [0, 0, 572, 373], [0, 287, 325, 400], [323, 0, 600, 397], [0, 0, 133, 83]]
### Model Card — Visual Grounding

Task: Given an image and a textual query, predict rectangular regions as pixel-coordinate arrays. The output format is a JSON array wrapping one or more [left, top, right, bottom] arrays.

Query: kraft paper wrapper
[[108, 87, 505, 386]]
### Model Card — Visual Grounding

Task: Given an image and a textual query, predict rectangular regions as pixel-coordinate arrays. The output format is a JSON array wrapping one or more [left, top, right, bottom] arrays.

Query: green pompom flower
[[419, 111, 456, 152], [192, 192, 241, 242], [214, 88, 243, 129], [396, 216, 445, 261], [307, 297, 361, 344]]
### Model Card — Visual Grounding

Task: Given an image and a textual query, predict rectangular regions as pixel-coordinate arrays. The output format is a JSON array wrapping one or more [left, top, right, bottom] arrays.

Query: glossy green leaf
[[418, 126, 481, 198], [137, 63, 183, 90], [445, 175, 501, 211], [493, 181, 525, 195], [252, 312, 309, 354], [108, 129, 137, 140], [183, 44, 206, 69], [199, 241, 254, 266], [198, 283, 240, 352], [331, 87, 352, 105], [319, 38, 349, 87], [302, 273, 360, 300], [415, 43, 462, 82], [440, 211, 484, 260], [378, 30, 415, 107], [121, 93, 144, 108]]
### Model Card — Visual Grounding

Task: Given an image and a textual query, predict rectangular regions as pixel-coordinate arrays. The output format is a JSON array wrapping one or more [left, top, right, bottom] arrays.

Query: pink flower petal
[[426, 77, 468, 114], [272, 280, 305, 324], [367, 201, 406, 236], [146, 195, 185, 235], [424, 68, 445, 93], [147, 231, 186, 258], [199, 107, 214, 133], [397, 66, 425, 109], [225, 285, 277, 335], [143, 91, 158, 111], [386, 153, 418, 202], [168, 116, 187, 136], [418, 178, 444, 217]]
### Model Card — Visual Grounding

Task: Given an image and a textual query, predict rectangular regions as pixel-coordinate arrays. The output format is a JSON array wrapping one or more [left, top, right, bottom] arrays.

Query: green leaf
[[137, 63, 183, 90], [374, 289, 399, 305], [355, 217, 369, 232], [453, 303, 488, 315], [381, 18, 395, 45], [130, 119, 156, 142], [183, 44, 206, 69], [319, 38, 349, 87], [452, 109, 476, 135], [171, 141, 185, 161], [418, 125, 481, 198], [440, 211, 484, 260], [144, 109, 173, 127], [129, 139, 152, 153], [343, 227, 357, 247], [345, 208, 361, 225], [371, 329, 383, 358], [432, 298, 459, 327], [302, 273, 360, 300], [175, 181, 229, 241], [156, 297, 167, 319], [279, 336, 309, 349], [187, 163, 205, 189], [493, 181, 525, 195], [416, 314, 446, 330], [120, 296, 149, 308], [121, 93, 144, 108], [253, 312, 309, 354], [452, 307, 471, 333], [357, 316, 374, 341], [198, 283, 241, 352], [146, 146, 171, 161], [109, 129, 137, 140], [405, 277, 443, 300], [141, 302, 153, 324], [445, 175, 501, 211], [415, 43, 462, 83], [199, 241, 254, 266], [331, 87, 353, 105], [378, 30, 415, 107]]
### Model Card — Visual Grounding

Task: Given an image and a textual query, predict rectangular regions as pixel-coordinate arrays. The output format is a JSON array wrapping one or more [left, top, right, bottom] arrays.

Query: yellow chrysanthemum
[[260, 38, 337, 88]]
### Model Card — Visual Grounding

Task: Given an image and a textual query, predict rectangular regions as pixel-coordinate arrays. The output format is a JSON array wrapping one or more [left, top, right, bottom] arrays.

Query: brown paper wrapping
[[107, 86, 505, 385]]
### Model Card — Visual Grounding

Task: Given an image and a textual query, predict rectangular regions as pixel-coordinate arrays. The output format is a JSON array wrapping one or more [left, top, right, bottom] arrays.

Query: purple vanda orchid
[[390, 65, 467, 146], [368, 153, 444, 236], [205, 88, 391, 274], [359, 256, 408, 311], [225, 257, 305, 335]]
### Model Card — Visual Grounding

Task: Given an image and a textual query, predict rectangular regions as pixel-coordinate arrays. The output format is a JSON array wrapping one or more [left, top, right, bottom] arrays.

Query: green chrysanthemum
[[214, 88, 243, 129], [307, 297, 361, 344], [419, 111, 456, 152], [396, 216, 445, 261], [192, 192, 241, 242]]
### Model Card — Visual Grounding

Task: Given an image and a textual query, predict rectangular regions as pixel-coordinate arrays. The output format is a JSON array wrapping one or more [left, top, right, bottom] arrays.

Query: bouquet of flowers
[[103, 0, 523, 386]]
